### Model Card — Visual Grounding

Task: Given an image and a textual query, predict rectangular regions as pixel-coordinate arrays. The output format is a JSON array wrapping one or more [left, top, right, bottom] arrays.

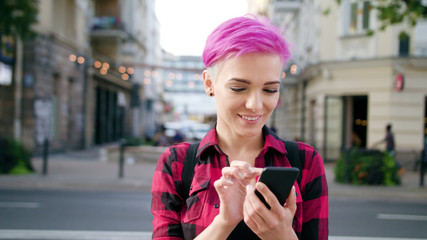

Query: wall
[[303, 58, 427, 157]]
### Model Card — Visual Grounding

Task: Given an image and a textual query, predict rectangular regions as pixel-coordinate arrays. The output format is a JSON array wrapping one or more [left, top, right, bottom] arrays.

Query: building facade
[[268, 0, 427, 163], [0, 0, 160, 153], [161, 55, 215, 122]]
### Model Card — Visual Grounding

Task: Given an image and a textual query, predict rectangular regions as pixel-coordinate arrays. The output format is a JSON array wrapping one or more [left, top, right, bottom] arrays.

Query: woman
[[151, 15, 328, 240]]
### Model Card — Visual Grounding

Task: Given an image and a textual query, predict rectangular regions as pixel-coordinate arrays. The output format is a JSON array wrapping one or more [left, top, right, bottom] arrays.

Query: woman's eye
[[264, 89, 279, 93], [231, 87, 246, 92]]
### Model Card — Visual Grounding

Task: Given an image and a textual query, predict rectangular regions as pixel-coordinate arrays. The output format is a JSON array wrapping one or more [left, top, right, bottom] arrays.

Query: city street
[[1, 189, 427, 239]]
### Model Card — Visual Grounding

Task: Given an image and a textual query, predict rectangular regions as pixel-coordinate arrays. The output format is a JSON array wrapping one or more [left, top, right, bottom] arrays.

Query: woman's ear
[[203, 70, 214, 96]]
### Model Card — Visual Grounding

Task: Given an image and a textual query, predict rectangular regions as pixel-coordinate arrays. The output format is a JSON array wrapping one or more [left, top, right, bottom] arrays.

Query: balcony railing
[[274, 0, 302, 12], [91, 16, 124, 31]]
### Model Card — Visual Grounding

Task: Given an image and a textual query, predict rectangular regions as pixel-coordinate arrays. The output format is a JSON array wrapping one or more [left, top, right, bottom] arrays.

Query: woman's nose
[[245, 91, 263, 111]]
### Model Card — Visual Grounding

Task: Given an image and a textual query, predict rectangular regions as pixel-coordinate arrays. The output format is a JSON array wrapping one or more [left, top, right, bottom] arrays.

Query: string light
[[290, 64, 297, 75], [166, 80, 173, 87], [119, 66, 126, 73], [94, 61, 102, 68], [127, 67, 134, 75], [100, 68, 107, 75], [281, 72, 286, 79], [77, 56, 85, 64], [102, 62, 110, 70], [122, 73, 129, 80], [69, 54, 77, 62]]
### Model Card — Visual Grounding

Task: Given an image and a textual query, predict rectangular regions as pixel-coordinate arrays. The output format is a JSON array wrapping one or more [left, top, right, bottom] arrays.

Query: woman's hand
[[213, 161, 262, 226], [196, 162, 262, 240], [243, 183, 298, 240]]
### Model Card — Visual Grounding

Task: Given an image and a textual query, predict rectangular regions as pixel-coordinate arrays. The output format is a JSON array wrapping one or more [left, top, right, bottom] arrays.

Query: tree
[[0, 0, 38, 40], [330, 0, 427, 38]]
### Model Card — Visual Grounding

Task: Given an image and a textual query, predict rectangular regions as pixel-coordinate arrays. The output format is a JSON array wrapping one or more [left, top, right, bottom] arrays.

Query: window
[[345, 0, 371, 35], [399, 35, 410, 56]]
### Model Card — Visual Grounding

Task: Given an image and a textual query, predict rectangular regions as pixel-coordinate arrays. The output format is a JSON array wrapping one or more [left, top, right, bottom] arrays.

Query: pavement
[[0, 145, 427, 203]]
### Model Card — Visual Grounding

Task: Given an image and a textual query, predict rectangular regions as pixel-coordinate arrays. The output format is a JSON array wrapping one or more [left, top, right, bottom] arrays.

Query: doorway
[[424, 96, 427, 144], [324, 95, 368, 161], [351, 96, 368, 148]]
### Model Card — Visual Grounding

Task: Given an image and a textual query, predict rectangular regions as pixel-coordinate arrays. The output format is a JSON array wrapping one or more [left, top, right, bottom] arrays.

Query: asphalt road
[[1, 189, 427, 239], [0, 189, 152, 232]]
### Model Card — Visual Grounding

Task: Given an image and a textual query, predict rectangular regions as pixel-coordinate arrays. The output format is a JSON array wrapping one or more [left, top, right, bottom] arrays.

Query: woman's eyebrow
[[265, 81, 280, 85], [228, 78, 280, 85], [228, 78, 251, 84]]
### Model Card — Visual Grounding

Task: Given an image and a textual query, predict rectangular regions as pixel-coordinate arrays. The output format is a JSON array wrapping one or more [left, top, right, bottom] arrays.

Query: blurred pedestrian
[[153, 124, 170, 147], [373, 123, 404, 175], [172, 130, 185, 144], [351, 131, 362, 148], [152, 15, 328, 240]]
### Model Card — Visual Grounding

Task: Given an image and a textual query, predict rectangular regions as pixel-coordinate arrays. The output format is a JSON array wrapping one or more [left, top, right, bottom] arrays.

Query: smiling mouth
[[239, 114, 261, 121]]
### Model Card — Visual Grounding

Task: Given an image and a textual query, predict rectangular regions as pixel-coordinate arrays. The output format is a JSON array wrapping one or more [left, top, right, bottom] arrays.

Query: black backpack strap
[[283, 140, 303, 186], [181, 143, 200, 199], [265, 140, 302, 185]]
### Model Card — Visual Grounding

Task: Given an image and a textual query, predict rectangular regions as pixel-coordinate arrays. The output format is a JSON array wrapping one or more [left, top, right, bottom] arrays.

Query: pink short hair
[[202, 15, 291, 68]]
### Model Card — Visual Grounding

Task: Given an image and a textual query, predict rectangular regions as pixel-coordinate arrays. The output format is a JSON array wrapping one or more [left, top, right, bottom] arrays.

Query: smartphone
[[254, 167, 300, 209]]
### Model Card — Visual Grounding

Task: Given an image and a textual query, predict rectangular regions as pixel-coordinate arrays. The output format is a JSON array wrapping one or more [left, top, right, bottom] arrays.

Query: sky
[[155, 0, 248, 56]]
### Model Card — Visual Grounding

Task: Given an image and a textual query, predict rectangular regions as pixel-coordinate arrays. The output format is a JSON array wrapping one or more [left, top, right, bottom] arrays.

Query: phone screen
[[254, 167, 299, 209]]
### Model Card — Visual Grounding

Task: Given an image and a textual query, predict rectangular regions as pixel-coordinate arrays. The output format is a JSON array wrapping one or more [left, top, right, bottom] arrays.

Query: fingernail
[[248, 167, 254, 173], [239, 172, 245, 179], [227, 177, 234, 184], [257, 182, 264, 190]]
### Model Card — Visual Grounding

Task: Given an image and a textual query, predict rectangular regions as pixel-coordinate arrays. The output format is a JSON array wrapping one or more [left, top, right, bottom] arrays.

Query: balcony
[[90, 16, 127, 39], [274, 0, 302, 12]]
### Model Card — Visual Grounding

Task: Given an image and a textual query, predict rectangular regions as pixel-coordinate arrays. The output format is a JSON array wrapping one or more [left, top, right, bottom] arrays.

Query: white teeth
[[241, 115, 260, 121]]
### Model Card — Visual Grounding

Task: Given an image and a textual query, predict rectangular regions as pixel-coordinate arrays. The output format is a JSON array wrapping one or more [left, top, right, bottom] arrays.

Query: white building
[[267, 0, 427, 164], [160, 55, 216, 124]]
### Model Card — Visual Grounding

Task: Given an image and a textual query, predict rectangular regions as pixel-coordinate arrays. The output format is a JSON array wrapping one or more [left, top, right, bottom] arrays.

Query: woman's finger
[[214, 176, 234, 190], [254, 182, 284, 211], [243, 185, 266, 231], [284, 186, 297, 215], [221, 166, 245, 180], [229, 161, 260, 176]]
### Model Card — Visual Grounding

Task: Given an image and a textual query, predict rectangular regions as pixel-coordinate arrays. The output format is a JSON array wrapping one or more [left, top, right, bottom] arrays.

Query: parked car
[[164, 121, 211, 142]]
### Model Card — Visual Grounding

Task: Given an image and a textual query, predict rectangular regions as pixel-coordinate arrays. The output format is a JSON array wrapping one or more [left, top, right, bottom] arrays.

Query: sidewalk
[[0, 146, 156, 192], [0, 146, 426, 202]]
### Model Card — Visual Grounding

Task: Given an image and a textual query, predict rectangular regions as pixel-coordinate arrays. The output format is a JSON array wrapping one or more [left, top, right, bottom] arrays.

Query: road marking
[[330, 237, 427, 240], [0, 202, 40, 208], [0, 230, 152, 240], [0, 231, 425, 240], [377, 213, 427, 221]]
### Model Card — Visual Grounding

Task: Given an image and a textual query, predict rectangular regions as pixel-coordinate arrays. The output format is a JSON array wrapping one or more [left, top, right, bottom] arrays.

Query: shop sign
[[34, 97, 53, 145], [395, 74, 405, 92], [0, 61, 12, 85]]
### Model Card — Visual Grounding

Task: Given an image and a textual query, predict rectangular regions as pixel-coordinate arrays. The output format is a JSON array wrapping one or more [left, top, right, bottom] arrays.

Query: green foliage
[[333, 0, 427, 37], [0, 137, 34, 174], [123, 137, 145, 147], [323, 8, 331, 16], [9, 161, 33, 175], [0, 0, 39, 40], [335, 148, 400, 186]]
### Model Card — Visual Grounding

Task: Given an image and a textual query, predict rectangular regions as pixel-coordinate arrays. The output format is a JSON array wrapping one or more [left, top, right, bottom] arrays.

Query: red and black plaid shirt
[[151, 126, 329, 239]]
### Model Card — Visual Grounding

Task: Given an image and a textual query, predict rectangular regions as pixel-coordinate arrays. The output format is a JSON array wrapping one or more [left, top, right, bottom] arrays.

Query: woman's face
[[204, 53, 282, 139]]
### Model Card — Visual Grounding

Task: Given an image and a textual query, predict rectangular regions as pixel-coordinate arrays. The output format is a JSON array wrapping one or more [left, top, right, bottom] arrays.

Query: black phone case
[[254, 167, 300, 209]]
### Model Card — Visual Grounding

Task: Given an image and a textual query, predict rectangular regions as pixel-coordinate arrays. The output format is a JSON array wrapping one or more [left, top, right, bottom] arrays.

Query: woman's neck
[[216, 124, 264, 164]]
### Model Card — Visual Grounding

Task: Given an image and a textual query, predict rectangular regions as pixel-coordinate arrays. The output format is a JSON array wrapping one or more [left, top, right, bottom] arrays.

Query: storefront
[[276, 57, 427, 164]]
